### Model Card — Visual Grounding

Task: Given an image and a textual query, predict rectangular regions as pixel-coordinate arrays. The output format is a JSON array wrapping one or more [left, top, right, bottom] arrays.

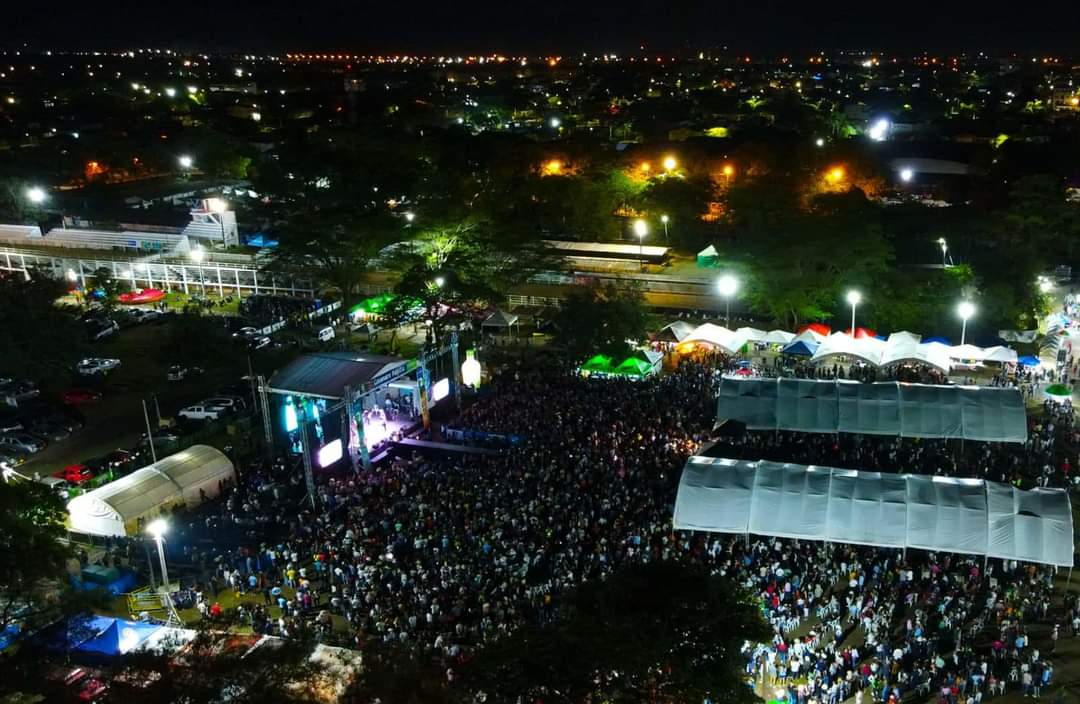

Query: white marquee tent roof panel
[[673, 457, 1073, 567], [716, 378, 1027, 443]]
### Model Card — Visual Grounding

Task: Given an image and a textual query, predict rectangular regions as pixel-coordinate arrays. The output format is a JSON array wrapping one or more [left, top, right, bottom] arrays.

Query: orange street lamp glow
[[722, 164, 735, 177], [826, 166, 846, 183], [639, 161, 651, 174], [542, 159, 563, 176], [663, 155, 678, 171]]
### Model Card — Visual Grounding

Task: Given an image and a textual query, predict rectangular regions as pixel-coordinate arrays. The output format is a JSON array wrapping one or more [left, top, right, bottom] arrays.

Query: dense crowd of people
[[141, 353, 1076, 703]]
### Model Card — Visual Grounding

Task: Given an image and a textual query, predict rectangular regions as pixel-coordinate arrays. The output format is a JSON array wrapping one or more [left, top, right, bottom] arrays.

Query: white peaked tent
[[762, 330, 796, 345], [983, 346, 1019, 364], [716, 378, 1027, 442], [673, 457, 1074, 567], [735, 327, 768, 343], [656, 320, 697, 343], [67, 445, 235, 537], [681, 323, 744, 354]]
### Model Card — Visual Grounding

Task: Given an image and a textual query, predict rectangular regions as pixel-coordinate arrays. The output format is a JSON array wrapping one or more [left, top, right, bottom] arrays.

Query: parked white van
[[315, 326, 335, 342]]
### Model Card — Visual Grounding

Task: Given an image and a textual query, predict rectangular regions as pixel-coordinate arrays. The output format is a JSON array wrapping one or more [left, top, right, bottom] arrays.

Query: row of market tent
[[658, 322, 1020, 373]]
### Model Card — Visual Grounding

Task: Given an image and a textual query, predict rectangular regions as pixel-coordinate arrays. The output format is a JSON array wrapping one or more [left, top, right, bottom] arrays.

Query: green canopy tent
[[614, 357, 654, 379], [696, 244, 720, 268], [579, 354, 615, 376], [350, 293, 396, 320]]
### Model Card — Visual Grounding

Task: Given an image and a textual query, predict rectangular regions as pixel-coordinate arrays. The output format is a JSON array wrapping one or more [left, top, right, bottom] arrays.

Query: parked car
[[167, 365, 204, 381], [0, 433, 46, 453], [63, 388, 103, 404], [57, 464, 94, 484], [125, 308, 163, 324], [314, 326, 335, 342], [232, 326, 259, 339], [26, 418, 72, 442], [0, 446, 28, 467], [204, 396, 246, 413], [77, 358, 121, 376], [177, 404, 223, 421], [85, 318, 119, 341], [0, 379, 40, 402], [248, 335, 272, 350], [140, 427, 182, 447], [37, 476, 73, 498]]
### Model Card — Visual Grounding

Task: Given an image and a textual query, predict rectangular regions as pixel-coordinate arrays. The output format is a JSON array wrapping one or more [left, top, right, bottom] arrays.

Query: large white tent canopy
[[673, 457, 1074, 567], [717, 378, 1027, 442], [67, 445, 235, 537]]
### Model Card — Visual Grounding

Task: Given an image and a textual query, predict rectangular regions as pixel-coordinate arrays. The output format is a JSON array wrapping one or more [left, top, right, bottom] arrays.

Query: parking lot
[[11, 316, 299, 481]]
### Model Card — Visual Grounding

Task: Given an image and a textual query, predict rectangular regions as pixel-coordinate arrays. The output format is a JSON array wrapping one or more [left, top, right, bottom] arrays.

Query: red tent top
[[846, 327, 877, 339], [118, 288, 166, 304], [797, 322, 831, 337]]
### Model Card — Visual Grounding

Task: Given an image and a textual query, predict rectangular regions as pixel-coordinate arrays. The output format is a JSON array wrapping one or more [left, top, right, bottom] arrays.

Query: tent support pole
[[1067, 567, 1073, 593]]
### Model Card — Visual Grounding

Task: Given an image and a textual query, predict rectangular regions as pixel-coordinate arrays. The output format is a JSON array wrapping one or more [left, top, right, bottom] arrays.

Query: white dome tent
[[67, 445, 234, 537]]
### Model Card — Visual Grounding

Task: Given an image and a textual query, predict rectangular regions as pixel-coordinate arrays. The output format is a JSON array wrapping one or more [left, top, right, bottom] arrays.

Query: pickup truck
[[177, 404, 223, 421]]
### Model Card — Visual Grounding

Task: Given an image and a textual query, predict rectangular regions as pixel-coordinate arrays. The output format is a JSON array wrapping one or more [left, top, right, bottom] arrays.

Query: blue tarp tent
[[1018, 355, 1041, 367], [77, 618, 161, 656], [38, 614, 115, 652], [782, 340, 819, 356]]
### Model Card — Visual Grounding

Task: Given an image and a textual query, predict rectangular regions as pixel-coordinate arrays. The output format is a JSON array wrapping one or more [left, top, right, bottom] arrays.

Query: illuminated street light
[[251, 111, 262, 122], [900, 167, 914, 183], [718, 274, 738, 327], [826, 166, 846, 184], [1039, 278, 1053, 293], [178, 155, 193, 169], [722, 164, 735, 178], [660, 214, 669, 242], [957, 301, 976, 346], [164, 87, 177, 98], [815, 137, 825, 147], [846, 290, 862, 335], [549, 116, 561, 128], [937, 237, 948, 268], [633, 219, 648, 271], [434, 276, 446, 288], [186, 85, 198, 94], [868, 118, 890, 142], [404, 211, 415, 223], [26, 186, 47, 205], [146, 518, 170, 591], [208, 198, 228, 247], [662, 155, 677, 172]]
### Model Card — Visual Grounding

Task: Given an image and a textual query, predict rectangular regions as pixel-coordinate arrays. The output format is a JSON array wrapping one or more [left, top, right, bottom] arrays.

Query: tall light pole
[[208, 198, 228, 248], [846, 290, 861, 335], [146, 519, 170, 591], [958, 301, 975, 346], [718, 274, 738, 327], [660, 214, 669, 243], [633, 219, 648, 271], [937, 238, 948, 268]]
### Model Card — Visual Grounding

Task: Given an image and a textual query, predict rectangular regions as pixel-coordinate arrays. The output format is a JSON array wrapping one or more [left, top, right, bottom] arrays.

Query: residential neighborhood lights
[[146, 519, 170, 591], [958, 301, 976, 346], [718, 274, 738, 326], [26, 186, 46, 204], [846, 290, 862, 334], [178, 155, 193, 169]]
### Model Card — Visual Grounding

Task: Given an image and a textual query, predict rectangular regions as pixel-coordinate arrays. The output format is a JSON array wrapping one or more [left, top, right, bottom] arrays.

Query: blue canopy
[[77, 618, 161, 656], [38, 614, 114, 652], [1018, 355, 1041, 367], [782, 340, 819, 356], [923, 336, 951, 345]]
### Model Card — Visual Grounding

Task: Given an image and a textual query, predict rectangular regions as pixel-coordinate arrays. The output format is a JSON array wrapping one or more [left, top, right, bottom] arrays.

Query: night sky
[[6, 0, 1078, 53]]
